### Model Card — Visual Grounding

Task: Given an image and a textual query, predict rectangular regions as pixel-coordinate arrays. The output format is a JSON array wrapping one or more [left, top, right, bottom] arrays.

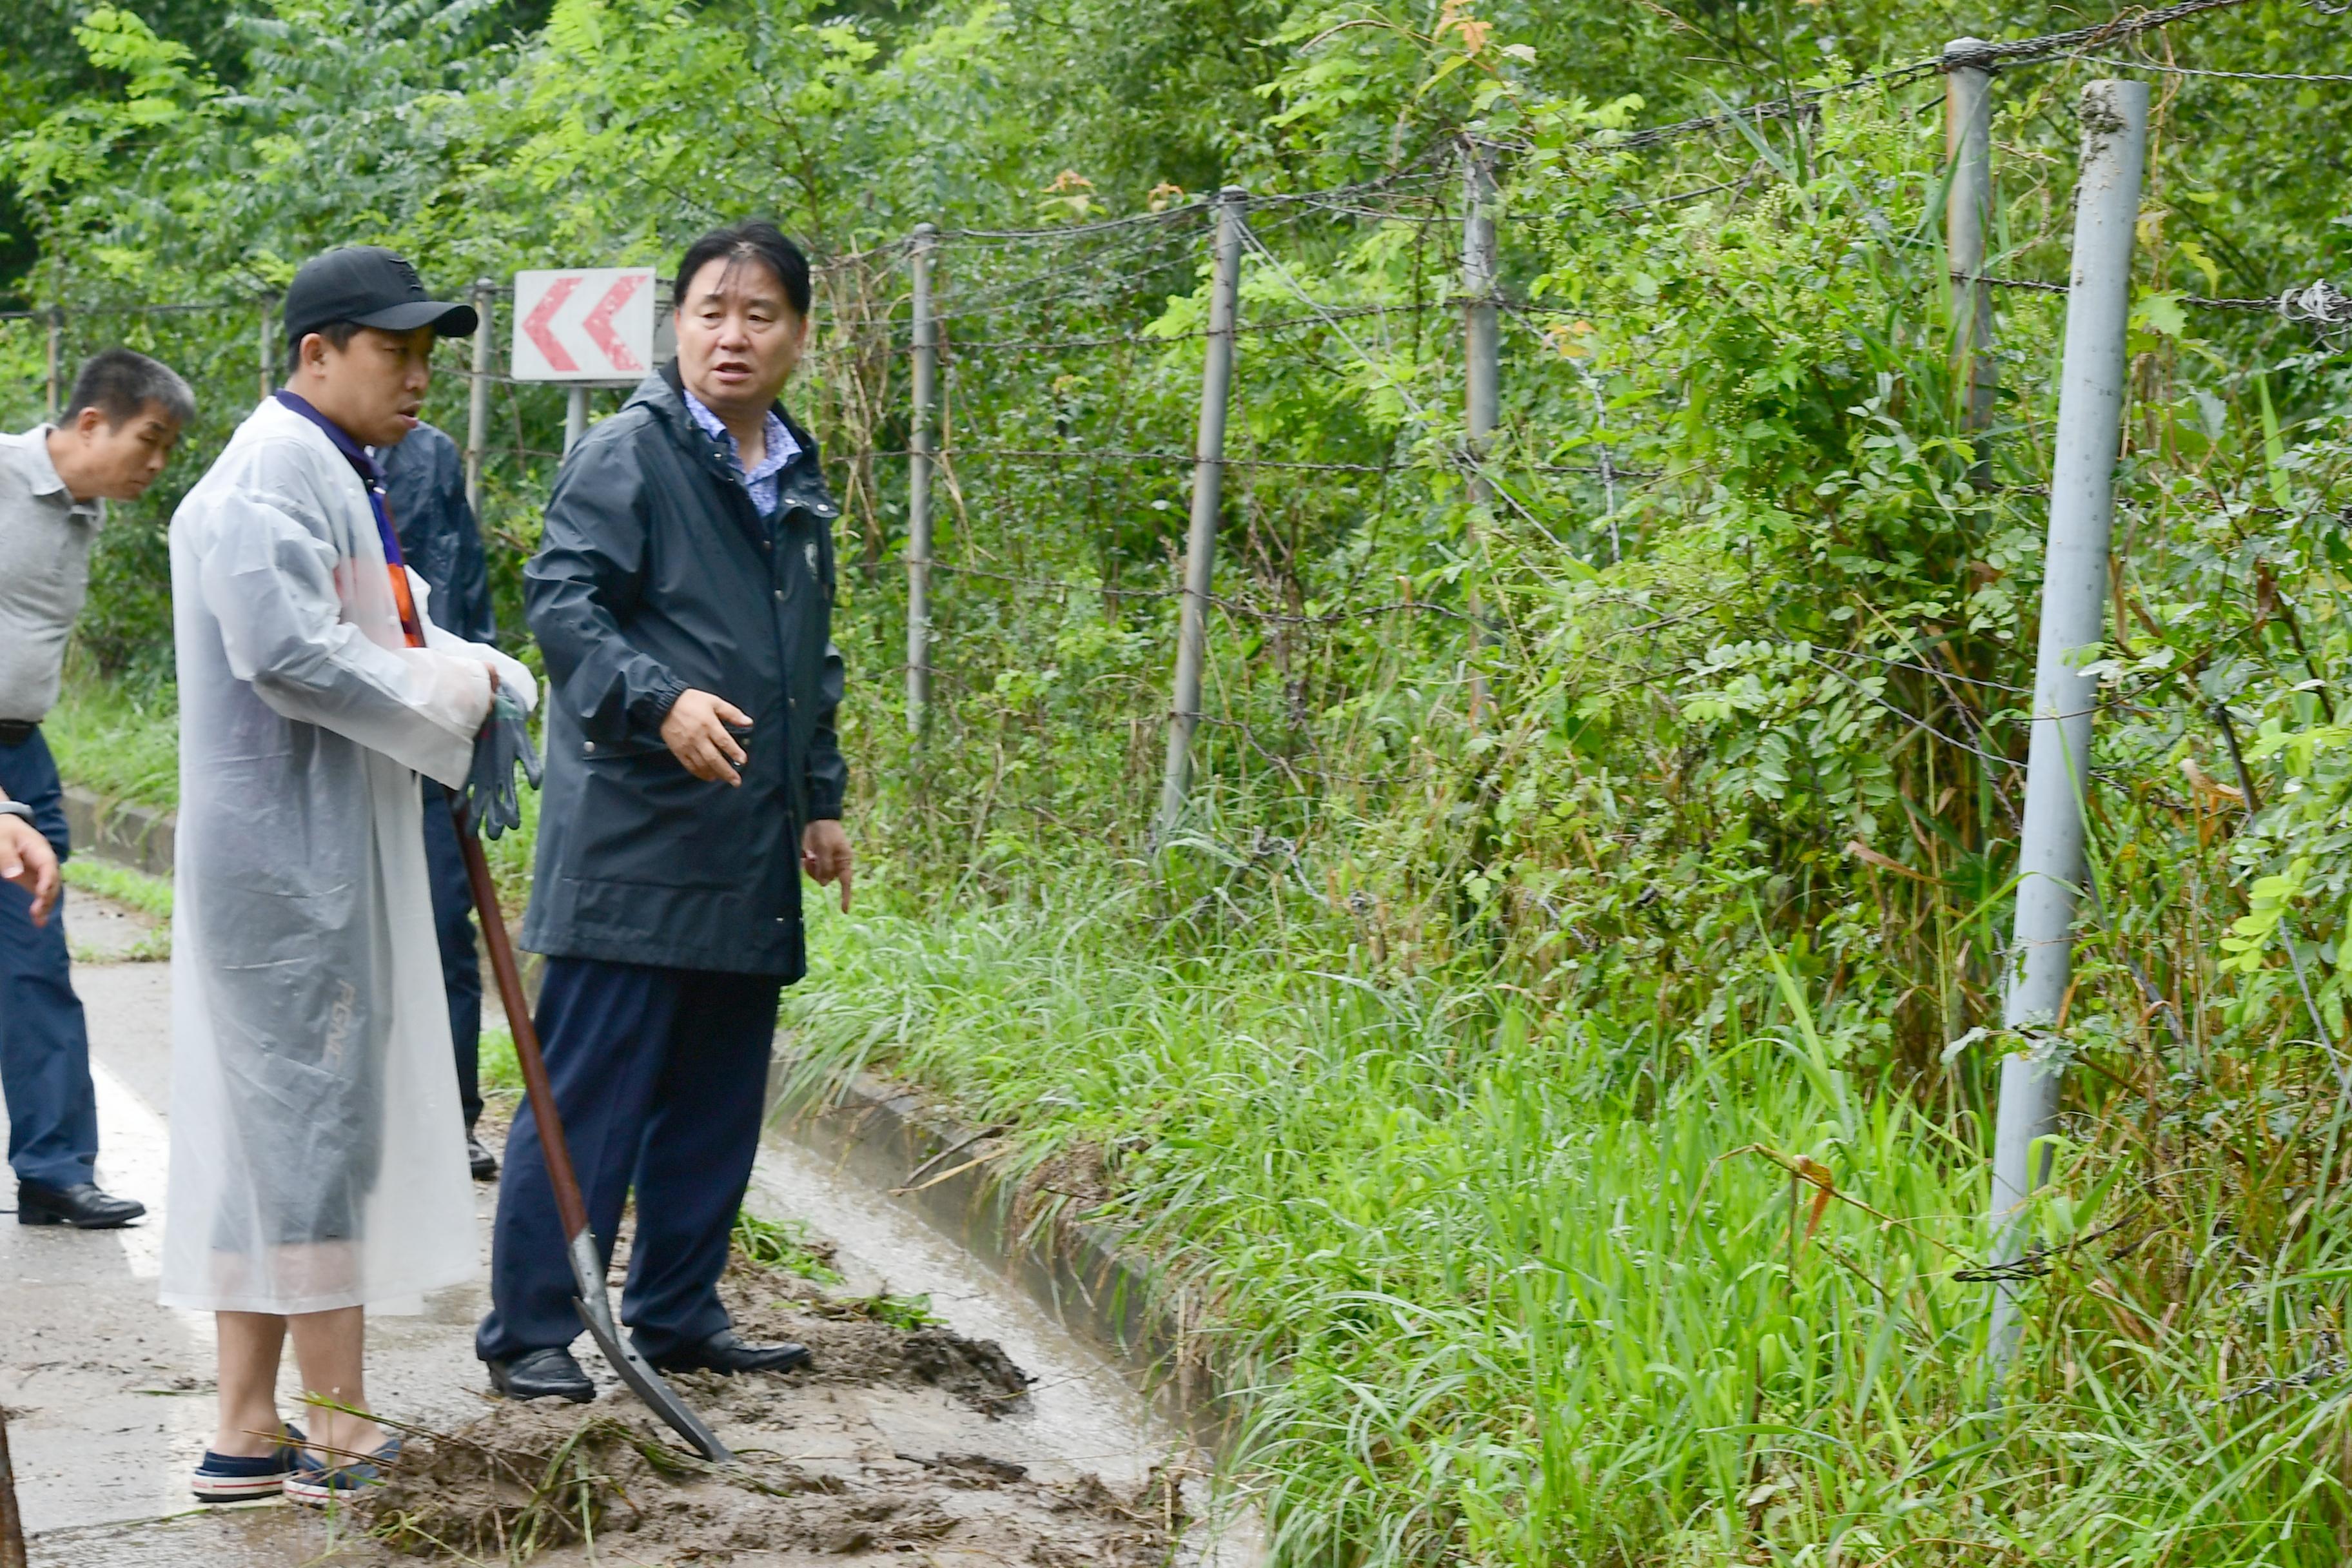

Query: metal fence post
[[1156, 187, 1247, 843], [906, 223, 939, 736], [564, 385, 589, 456], [1984, 78, 2148, 1384], [1463, 141, 1500, 462], [43, 307, 61, 421], [466, 279, 494, 517], [1462, 140, 1500, 716], [1945, 39, 1997, 447], [257, 293, 275, 402]]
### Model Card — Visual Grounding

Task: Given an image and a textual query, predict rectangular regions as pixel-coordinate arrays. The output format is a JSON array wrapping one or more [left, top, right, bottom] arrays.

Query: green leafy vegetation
[[58, 851, 170, 919], [60, 852, 173, 961], [477, 1021, 522, 1097], [13, 0, 2352, 1560], [731, 1209, 848, 1286], [42, 667, 179, 808], [825, 1289, 945, 1331], [792, 892, 2346, 1561]]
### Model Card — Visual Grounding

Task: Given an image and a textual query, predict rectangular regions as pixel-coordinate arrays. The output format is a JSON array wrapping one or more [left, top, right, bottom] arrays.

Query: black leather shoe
[[645, 1329, 812, 1376], [18, 1181, 145, 1229], [467, 1134, 498, 1181], [486, 1347, 594, 1403]]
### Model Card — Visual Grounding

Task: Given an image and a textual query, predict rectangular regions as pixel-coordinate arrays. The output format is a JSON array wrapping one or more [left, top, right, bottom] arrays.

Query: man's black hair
[[286, 319, 367, 375], [673, 222, 812, 319], [64, 348, 194, 429]]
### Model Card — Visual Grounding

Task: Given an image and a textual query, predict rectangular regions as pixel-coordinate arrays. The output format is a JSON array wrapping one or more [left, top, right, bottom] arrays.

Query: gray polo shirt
[[0, 426, 104, 723]]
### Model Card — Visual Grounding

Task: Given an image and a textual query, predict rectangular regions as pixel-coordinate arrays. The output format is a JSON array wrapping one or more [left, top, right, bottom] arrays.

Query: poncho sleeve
[[188, 484, 493, 787], [413, 567, 536, 714]]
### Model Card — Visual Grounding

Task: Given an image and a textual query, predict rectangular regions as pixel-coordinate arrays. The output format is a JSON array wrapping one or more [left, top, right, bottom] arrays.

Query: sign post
[[511, 266, 659, 457]]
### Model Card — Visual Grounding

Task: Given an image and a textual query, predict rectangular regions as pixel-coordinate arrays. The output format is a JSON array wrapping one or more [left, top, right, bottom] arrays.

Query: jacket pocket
[[562, 877, 748, 945]]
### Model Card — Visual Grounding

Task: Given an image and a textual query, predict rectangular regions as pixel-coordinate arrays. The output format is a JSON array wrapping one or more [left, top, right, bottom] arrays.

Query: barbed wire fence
[[2, 0, 2340, 1422], [2, 0, 2344, 867], [832, 0, 2352, 865]]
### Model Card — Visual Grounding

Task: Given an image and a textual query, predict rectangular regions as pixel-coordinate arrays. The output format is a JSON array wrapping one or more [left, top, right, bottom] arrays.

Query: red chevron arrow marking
[[580, 273, 646, 373], [523, 275, 581, 372]]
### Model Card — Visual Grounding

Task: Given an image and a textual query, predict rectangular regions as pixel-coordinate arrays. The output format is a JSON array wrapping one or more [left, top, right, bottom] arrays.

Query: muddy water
[[749, 1137, 1172, 1489], [5, 882, 1260, 1565]]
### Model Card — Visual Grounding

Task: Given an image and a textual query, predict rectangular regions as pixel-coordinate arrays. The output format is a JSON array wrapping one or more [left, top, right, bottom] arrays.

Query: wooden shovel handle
[[0, 1399, 24, 1568], [449, 798, 590, 1244]]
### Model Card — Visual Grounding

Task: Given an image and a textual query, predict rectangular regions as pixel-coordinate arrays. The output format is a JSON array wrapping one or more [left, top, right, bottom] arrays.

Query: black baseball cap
[[282, 246, 478, 348]]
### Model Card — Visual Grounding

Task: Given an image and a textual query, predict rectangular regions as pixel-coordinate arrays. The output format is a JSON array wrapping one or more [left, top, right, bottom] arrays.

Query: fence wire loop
[[2282, 279, 2352, 349]]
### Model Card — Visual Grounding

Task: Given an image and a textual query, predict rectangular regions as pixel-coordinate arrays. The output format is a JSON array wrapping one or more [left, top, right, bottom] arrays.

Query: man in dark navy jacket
[[371, 419, 502, 1180], [477, 222, 852, 1400]]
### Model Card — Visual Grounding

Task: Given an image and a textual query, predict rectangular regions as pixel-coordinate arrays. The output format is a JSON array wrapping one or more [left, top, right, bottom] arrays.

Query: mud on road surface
[[356, 1250, 1186, 1565]]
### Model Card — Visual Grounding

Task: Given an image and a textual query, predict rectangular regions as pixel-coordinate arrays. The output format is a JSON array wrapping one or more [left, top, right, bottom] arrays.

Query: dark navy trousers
[[476, 957, 781, 1363], [0, 728, 98, 1191], [418, 783, 484, 1130]]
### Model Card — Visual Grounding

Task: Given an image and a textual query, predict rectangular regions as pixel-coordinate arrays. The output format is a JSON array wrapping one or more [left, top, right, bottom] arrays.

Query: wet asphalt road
[[2, 894, 515, 1563]]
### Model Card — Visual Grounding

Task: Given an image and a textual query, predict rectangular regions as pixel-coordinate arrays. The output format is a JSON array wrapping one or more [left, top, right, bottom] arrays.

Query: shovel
[[1, 1401, 25, 1568], [449, 799, 737, 1465]]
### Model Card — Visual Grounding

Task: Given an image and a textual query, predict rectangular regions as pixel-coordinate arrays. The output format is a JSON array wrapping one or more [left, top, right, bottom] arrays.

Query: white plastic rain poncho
[[161, 396, 534, 1315]]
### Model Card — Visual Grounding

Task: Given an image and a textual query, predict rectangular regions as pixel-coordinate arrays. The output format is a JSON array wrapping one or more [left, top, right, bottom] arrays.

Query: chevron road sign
[[511, 266, 657, 382]]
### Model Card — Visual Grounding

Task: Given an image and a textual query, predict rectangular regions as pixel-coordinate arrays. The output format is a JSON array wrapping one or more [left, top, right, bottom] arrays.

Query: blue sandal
[[284, 1433, 403, 1507], [190, 1423, 306, 1502]]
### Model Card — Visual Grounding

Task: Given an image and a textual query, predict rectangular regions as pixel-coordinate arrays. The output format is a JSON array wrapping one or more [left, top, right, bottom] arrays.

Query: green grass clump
[[731, 1210, 845, 1285], [60, 856, 172, 961], [783, 884, 2352, 1566], [42, 673, 181, 810], [478, 1022, 523, 1094], [60, 855, 173, 919], [832, 1291, 941, 1331]]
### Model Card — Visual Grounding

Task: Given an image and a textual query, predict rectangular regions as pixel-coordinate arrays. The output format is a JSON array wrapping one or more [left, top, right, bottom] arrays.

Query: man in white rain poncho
[[164, 246, 533, 1508]]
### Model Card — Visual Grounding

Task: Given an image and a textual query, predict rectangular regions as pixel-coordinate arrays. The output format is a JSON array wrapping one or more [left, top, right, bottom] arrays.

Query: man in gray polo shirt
[[1, 348, 193, 1230]]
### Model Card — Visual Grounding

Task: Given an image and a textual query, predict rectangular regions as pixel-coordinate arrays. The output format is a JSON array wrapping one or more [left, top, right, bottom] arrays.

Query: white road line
[[90, 1055, 168, 1280]]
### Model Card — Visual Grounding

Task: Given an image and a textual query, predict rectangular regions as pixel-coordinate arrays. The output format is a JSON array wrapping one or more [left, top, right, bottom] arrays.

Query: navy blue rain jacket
[[519, 364, 847, 980], [377, 421, 495, 646]]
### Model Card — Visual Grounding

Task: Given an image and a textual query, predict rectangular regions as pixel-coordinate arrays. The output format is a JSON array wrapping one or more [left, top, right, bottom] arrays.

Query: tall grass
[[784, 884, 2352, 1564], [42, 667, 181, 808]]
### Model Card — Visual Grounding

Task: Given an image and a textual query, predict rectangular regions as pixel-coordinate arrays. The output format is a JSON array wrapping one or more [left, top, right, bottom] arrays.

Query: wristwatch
[[0, 801, 32, 824]]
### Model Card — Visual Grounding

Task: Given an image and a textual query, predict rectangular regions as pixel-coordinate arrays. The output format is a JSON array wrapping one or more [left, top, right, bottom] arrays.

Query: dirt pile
[[726, 1304, 1034, 1416], [355, 1248, 1182, 1565]]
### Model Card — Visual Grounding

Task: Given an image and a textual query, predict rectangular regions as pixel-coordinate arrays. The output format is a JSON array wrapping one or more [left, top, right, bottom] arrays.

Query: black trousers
[[418, 784, 484, 1130], [476, 957, 781, 1363]]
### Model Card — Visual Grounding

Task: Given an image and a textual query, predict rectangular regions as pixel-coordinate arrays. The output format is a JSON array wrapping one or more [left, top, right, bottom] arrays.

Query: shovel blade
[[567, 1231, 736, 1465]]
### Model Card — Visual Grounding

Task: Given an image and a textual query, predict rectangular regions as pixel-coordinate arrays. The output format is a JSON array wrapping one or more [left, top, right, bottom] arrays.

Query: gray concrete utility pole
[[1157, 188, 1248, 843], [905, 224, 939, 735], [1944, 39, 1996, 443], [466, 280, 495, 518], [1985, 77, 2148, 1381]]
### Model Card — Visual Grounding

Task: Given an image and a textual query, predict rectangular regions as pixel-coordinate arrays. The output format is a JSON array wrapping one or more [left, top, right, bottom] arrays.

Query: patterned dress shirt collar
[[680, 387, 800, 518]]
